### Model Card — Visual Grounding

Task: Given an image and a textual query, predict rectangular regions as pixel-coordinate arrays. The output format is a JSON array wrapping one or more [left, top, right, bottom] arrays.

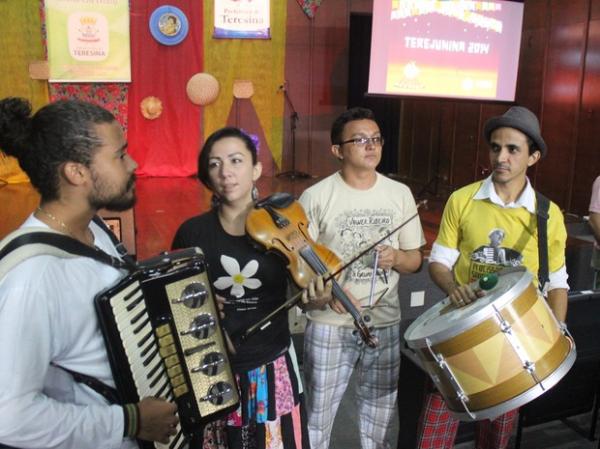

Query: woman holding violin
[[172, 127, 327, 449]]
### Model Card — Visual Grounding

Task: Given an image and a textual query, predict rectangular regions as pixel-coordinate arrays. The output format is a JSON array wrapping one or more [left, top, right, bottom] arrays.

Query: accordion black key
[[95, 248, 239, 449]]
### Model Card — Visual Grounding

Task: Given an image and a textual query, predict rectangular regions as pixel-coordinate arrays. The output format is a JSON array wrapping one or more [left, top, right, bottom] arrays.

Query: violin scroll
[[357, 323, 379, 348]]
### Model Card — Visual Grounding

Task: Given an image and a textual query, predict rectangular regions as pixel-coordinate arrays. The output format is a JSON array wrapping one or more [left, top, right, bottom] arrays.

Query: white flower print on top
[[213, 254, 262, 298]]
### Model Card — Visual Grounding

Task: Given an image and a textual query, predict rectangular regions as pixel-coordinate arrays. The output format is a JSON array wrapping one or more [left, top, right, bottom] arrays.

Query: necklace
[[36, 206, 94, 245]]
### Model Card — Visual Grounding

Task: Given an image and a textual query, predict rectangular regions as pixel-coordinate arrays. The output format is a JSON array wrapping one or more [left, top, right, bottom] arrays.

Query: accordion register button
[[159, 344, 177, 358], [173, 384, 189, 398], [155, 323, 171, 337], [170, 374, 186, 387], [165, 354, 179, 368], [159, 334, 175, 347], [168, 364, 183, 378]]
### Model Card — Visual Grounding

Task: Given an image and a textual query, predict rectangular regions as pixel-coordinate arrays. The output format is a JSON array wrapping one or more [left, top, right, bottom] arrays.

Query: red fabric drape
[[128, 1, 203, 177]]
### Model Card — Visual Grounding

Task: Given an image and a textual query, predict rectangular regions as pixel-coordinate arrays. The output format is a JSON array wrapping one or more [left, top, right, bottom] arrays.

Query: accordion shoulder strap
[[51, 363, 121, 405], [91, 215, 136, 267], [0, 220, 129, 407], [0, 218, 135, 280]]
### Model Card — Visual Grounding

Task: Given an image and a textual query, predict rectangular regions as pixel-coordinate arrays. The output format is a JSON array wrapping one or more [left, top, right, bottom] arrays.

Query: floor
[[291, 335, 600, 449], [2, 175, 599, 448]]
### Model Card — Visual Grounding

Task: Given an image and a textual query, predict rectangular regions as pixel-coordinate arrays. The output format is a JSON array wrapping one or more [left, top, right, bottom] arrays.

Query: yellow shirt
[[435, 180, 567, 286]]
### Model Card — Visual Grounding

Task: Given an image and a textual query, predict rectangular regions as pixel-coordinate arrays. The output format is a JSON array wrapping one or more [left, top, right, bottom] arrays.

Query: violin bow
[[230, 199, 428, 345], [327, 199, 428, 281]]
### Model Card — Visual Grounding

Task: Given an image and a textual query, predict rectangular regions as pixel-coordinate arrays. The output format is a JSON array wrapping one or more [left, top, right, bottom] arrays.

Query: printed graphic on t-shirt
[[213, 254, 261, 310], [469, 227, 522, 281], [334, 208, 394, 288]]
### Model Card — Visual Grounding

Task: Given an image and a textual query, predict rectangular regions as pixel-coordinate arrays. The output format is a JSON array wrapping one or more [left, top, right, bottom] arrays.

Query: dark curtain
[[348, 13, 400, 175]]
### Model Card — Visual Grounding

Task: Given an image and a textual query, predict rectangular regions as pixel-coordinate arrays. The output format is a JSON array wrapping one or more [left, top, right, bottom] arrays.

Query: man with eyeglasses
[[298, 107, 426, 449]]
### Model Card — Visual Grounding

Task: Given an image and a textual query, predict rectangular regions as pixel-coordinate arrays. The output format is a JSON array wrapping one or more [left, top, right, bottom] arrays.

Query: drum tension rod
[[492, 305, 542, 386], [425, 337, 475, 420]]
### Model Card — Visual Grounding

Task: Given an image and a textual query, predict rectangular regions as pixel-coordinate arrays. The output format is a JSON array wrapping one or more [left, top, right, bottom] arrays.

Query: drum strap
[[535, 191, 550, 293]]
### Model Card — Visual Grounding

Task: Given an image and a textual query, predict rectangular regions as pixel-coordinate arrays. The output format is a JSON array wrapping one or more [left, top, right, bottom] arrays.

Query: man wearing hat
[[414, 106, 568, 449]]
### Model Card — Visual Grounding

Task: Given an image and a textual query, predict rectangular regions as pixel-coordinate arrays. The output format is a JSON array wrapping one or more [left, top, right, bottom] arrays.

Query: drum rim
[[448, 341, 577, 421], [405, 267, 533, 347]]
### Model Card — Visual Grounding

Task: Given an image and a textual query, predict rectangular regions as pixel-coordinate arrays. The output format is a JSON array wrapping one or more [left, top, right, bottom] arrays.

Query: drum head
[[405, 267, 533, 346]]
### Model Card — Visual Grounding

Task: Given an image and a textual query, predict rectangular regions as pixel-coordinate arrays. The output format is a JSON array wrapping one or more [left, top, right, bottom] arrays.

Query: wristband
[[123, 403, 140, 438]]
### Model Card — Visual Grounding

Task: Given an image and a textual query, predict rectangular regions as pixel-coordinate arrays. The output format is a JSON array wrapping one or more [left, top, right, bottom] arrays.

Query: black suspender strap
[[535, 191, 550, 293], [91, 215, 137, 269], [0, 216, 136, 271], [51, 363, 122, 405], [0, 231, 129, 270]]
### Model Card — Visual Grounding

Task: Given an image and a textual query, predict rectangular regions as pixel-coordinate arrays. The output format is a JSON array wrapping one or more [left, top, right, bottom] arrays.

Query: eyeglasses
[[338, 136, 384, 147]]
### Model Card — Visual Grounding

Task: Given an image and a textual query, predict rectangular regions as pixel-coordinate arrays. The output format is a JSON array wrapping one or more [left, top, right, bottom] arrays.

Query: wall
[[286, 0, 600, 214], [394, 0, 600, 214], [283, 0, 372, 178]]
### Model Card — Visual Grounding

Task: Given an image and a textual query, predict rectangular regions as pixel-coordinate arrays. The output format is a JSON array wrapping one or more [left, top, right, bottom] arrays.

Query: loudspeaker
[[565, 220, 596, 290]]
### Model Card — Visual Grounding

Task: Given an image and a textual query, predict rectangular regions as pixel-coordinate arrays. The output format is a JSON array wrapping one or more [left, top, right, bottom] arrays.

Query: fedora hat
[[483, 106, 547, 157]]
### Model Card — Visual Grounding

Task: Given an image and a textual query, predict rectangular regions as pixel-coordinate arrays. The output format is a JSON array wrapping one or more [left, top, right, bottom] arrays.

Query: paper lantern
[[233, 80, 254, 99], [140, 96, 163, 120], [186, 73, 220, 105]]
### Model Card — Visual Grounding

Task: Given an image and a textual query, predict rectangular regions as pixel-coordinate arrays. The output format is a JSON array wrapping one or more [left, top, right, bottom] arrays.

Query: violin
[[245, 192, 379, 348]]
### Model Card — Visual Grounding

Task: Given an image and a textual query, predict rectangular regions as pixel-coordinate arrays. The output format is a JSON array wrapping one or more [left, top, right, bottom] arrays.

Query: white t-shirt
[[0, 215, 136, 449], [299, 172, 425, 327]]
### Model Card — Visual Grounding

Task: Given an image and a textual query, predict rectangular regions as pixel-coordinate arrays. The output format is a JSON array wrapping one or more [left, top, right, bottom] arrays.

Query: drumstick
[[478, 273, 499, 291]]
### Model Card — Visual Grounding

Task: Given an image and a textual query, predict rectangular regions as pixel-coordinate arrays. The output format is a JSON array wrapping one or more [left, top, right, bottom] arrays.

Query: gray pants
[[303, 321, 400, 449]]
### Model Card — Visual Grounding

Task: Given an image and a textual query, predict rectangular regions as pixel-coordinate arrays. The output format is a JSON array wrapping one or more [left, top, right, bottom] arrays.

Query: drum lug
[[493, 306, 542, 386], [425, 338, 475, 420], [560, 321, 573, 340], [524, 360, 538, 376]]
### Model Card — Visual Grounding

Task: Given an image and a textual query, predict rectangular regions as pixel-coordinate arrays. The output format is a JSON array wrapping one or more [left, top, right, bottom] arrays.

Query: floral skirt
[[198, 342, 309, 449]]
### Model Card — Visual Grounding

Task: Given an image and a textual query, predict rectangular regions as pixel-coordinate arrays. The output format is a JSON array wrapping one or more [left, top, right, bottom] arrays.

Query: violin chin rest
[[255, 192, 295, 209]]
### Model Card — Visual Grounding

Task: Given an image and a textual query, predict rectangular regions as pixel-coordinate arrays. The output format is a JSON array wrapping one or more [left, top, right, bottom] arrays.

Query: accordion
[[95, 248, 239, 449]]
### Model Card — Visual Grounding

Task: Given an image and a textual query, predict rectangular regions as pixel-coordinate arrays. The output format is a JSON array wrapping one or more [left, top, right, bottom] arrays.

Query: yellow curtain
[[203, 1, 286, 168], [0, 0, 49, 183]]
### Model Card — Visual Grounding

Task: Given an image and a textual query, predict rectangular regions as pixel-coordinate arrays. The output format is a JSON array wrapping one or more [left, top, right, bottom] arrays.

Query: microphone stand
[[277, 83, 312, 180]]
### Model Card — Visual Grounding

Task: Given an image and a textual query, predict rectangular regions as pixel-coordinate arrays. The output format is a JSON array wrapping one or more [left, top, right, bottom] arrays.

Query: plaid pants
[[416, 389, 519, 449], [303, 321, 400, 449]]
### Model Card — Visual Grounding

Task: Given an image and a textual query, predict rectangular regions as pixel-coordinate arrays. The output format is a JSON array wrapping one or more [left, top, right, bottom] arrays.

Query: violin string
[[238, 200, 426, 344], [302, 246, 363, 323]]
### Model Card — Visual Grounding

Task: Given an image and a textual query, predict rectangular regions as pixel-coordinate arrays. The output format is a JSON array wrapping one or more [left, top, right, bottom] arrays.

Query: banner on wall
[[46, 0, 131, 82], [214, 0, 270, 39]]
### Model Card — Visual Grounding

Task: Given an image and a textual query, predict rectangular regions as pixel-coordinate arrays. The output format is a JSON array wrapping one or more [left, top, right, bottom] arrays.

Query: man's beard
[[90, 174, 137, 211]]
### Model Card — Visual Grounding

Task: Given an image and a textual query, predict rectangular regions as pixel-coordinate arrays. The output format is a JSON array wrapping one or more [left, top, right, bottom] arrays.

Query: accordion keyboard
[[110, 280, 185, 449]]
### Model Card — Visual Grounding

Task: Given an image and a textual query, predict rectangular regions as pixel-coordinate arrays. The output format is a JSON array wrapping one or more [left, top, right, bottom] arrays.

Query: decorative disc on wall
[[186, 73, 220, 105], [149, 5, 189, 46], [140, 96, 163, 120]]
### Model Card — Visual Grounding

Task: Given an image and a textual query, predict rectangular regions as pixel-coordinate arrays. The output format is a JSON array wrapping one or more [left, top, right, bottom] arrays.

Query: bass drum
[[404, 267, 576, 421]]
